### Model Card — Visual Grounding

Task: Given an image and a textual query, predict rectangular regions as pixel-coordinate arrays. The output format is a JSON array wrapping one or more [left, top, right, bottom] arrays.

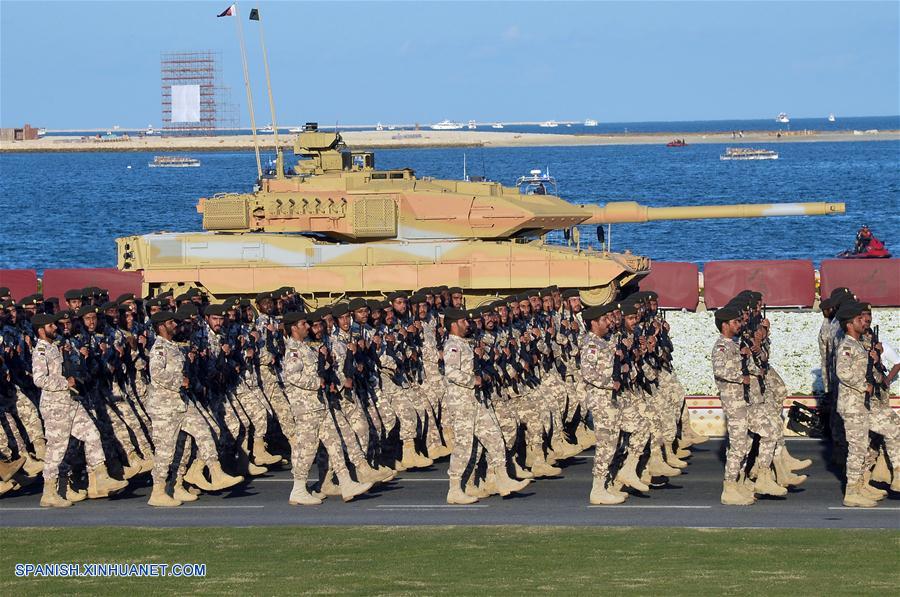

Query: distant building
[[0, 124, 40, 142]]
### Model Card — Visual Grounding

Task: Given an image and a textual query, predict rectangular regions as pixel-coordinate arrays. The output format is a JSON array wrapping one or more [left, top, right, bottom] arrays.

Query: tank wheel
[[580, 284, 616, 306]]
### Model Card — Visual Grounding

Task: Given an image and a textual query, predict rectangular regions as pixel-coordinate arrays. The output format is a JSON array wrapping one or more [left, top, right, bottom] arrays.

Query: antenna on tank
[[249, 6, 284, 179], [220, 2, 262, 180]]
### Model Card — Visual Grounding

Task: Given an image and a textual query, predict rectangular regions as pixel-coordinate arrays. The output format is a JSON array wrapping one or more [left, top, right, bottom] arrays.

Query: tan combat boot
[[87, 464, 128, 498], [774, 452, 807, 487], [356, 461, 395, 484], [184, 459, 215, 491], [550, 436, 583, 460], [754, 468, 788, 497], [0, 479, 14, 496], [336, 469, 373, 502], [737, 472, 757, 500], [615, 453, 649, 492], [608, 479, 629, 499], [252, 438, 281, 466], [674, 443, 692, 460], [465, 477, 491, 498], [664, 448, 689, 470], [781, 445, 812, 471], [399, 439, 433, 469], [40, 480, 72, 508], [237, 447, 268, 476], [0, 456, 25, 482], [575, 425, 597, 450], [871, 452, 891, 483], [891, 468, 900, 493], [173, 476, 199, 502], [65, 480, 87, 503], [32, 437, 47, 461], [590, 477, 626, 505], [843, 480, 877, 507], [512, 460, 534, 480], [319, 471, 343, 497], [289, 479, 323, 505], [721, 480, 755, 505], [208, 461, 244, 491], [681, 423, 708, 447], [530, 460, 562, 478], [447, 477, 479, 504], [648, 447, 681, 477], [493, 466, 531, 496], [426, 443, 452, 459], [148, 484, 182, 507]]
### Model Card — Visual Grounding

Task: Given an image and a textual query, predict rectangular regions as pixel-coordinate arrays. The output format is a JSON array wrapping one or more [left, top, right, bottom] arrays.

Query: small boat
[[288, 126, 303, 133], [431, 119, 464, 130], [838, 225, 891, 258], [515, 168, 558, 196], [666, 139, 687, 147], [375, 122, 384, 131], [827, 113, 836, 122], [388, 125, 396, 131], [144, 124, 158, 135], [37, 128, 47, 137], [467, 120, 477, 130], [775, 112, 790, 124], [584, 119, 598, 127], [149, 155, 201, 168], [258, 124, 275, 133], [491, 123, 504, 129], [538, 120, 558, 128], [720, 147, 778, 161]]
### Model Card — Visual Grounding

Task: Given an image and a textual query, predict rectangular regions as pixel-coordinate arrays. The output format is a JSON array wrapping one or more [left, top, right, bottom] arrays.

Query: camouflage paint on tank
[[116, 130, 845, 304]]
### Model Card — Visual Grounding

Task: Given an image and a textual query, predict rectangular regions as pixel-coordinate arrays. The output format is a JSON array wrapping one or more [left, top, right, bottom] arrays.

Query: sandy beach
[[1, 128, 897, 153]]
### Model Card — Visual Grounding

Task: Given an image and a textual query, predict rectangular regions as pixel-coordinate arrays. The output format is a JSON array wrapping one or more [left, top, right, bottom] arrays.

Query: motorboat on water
[[149, 156, 201, 168], [720, 147, 778, 161], [37, 128, 47, 137], [515, 168, 558, 196], [584, 119, 598, 127], [144, 124, 158, 135], [431, 119, 464, 130], [288, 126, 303, 133], [375, 122, 384, 131], [259, 124, 275, 133], [467, 120, 477, 130], [775, 112, 790, 124], [491, 123, 504, 129], [838, 225, 890, 258], [827, 113, 836, 122], [538, 120, 558, 128], [666, 139, 687, 147]]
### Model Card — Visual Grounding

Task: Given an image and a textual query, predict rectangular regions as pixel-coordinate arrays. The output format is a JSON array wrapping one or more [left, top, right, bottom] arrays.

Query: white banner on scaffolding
[[171, 85, 201, 122]]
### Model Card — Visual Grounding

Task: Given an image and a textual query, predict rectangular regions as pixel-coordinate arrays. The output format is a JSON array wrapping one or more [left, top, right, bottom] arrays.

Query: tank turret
[[118, 129, 846, 305]]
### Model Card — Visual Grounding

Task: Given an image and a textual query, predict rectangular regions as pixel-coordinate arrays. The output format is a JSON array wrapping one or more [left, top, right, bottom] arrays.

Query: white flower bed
[[666, 308, 900, 395]]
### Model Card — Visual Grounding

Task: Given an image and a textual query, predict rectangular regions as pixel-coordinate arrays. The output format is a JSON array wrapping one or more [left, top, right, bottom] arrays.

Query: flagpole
[[252, 9, 281, 160], [232, 3, 262, 179]]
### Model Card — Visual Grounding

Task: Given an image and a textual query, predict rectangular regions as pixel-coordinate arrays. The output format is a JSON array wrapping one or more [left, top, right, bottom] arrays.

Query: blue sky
[[1, 1, 898, 128]]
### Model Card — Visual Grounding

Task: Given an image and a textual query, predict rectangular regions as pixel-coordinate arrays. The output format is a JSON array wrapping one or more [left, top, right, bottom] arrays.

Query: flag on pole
[[217, 4, 235, 17], [249, 8, 260, 21]]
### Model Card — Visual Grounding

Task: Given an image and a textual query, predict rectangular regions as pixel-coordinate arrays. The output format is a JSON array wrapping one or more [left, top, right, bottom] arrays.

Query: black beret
[[21, 294, 43, 306], [506, 295, 521, 303], [55, 310, 73, 320], [175, 304, 198, 318], [31, 313, 56, 327], [185, 288, 201, 297], [829, 287, 853, 299], [525, 290, 539, 299], [0, 287, 9, 296], [644, 290, 659, 301], [348, 298, 368, 311], [255, 291, 272, 302], [282, 311, 309, 326], [819, 297, 835, 311], [64, 289, 84, 300], [158, 289, 174, 298], [151, 311, 178, 324], [448, 287, 463, 295], [115, 293, 135, 304], [408, 293, 425, 304], [436, 285, 449, 292], [387, 291, 407, 301], [581, 305, 606, 322], [1, 299, 14, 309], [620, 302, 639, 316], [100, 301, 118, 311], [538, 288, 553, 298], [443, 308, 467, 323], [858, 302, 873, 312], [205, 304, 228, 316], [175, 293, 191, 302], [77, 305, 99, 317], [714, 306, 741, 323], [561, 289, 580, 299], [331, 303, 350, 317], [308, 308, 327, 321], [836, 301, 864, 321]]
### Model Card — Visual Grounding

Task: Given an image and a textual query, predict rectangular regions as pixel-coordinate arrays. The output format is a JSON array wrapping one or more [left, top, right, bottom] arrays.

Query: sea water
[[1, 140, 897, 271]]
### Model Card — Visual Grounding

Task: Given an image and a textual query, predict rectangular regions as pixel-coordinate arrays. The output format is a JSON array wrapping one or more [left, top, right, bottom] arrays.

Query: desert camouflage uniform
[[580, 331, 618, 482], [712, 334, 751, 482]]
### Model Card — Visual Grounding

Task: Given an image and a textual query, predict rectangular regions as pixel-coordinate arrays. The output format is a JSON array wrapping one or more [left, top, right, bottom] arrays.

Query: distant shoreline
[[1, 128, 897, 153]]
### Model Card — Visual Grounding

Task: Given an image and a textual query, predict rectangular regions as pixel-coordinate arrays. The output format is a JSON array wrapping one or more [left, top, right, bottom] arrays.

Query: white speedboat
[[431, 119, 464, 130], [288, 126, 303, 133], [375, 122, 384, 131], [720, 147, 778, 161], [467, 120, 477, 129], [515, 168, 558, 196], [144, 124, 158, 135], [491, 123, 504, 129], [827, 113, 836, 122], [258, 124, 275, 133], [539, 120, 558, 128], [37, 128, 47, 137], [149, 155, 201, 168], [775, 112, 790, 124], [584, 119, 598, 127]]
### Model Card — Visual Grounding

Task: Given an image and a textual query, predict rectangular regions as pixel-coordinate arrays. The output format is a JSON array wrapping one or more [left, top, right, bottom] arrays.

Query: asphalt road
[[1, 439, 898, 529]]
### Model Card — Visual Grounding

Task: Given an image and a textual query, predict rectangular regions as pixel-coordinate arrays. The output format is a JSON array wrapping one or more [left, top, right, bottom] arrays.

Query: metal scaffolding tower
[[161, 51, 239, 135]]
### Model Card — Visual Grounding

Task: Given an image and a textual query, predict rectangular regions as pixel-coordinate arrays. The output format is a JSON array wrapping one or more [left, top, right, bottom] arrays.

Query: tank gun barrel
[[578, 201, 845, 225]]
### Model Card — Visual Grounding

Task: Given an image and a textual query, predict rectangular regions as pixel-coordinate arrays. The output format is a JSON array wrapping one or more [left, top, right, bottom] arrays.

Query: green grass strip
[[1, 526, 897, 595]]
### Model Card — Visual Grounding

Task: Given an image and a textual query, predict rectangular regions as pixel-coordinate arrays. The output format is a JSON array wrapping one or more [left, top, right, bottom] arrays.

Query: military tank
[[116, 125, 845, 305]]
